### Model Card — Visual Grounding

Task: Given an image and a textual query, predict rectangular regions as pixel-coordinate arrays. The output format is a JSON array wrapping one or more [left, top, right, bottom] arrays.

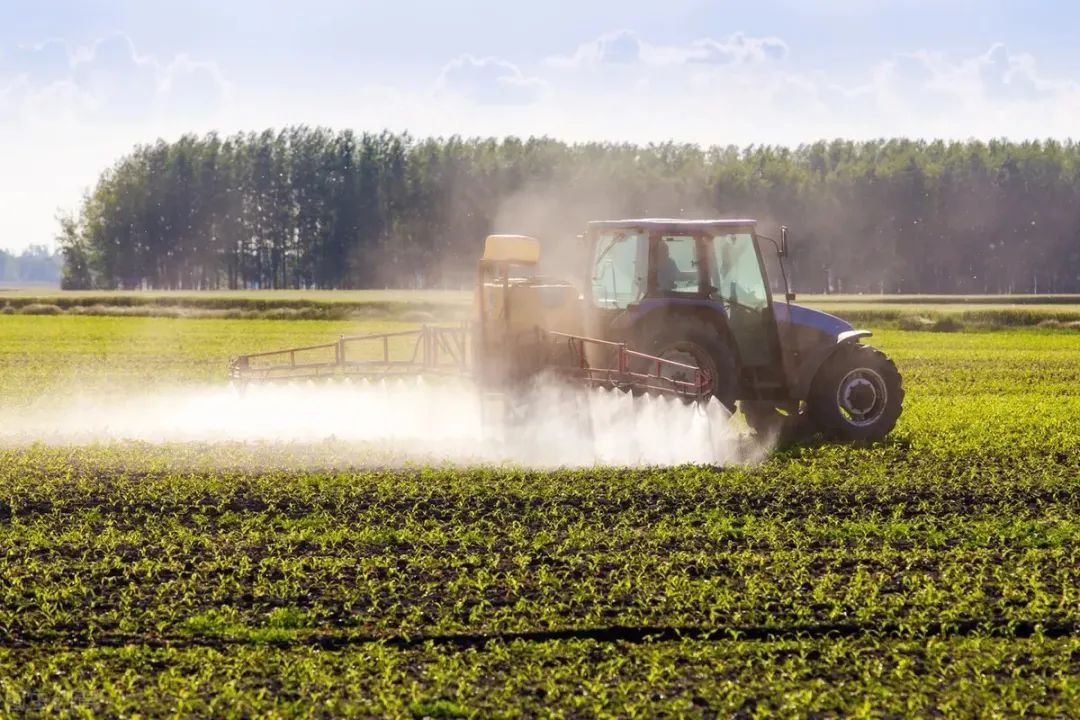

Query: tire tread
[[808, 343, 903, 442]]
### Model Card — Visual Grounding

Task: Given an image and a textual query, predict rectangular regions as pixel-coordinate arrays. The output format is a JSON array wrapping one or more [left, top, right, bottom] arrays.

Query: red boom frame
[[229, 325, 711, 402]]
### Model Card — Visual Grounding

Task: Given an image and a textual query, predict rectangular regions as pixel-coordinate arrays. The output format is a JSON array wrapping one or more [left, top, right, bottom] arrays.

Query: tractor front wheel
[[807, 343, 903, 442]]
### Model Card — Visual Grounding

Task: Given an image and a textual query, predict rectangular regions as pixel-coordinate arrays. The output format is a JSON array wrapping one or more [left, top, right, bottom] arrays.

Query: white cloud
[[687, 33, 789, 65], [854, 43, 1080, 138], [547, 29, 642, 67], [160, 54, 231, 116], [72, 34, 158, 121], [0, 33, 228, 126], [972, 44, 1056, 101], [540, 31, 1077, 143], [436, 54, 545, 105], [548, 30, 788, 68], [426, 39, 1080, 149]]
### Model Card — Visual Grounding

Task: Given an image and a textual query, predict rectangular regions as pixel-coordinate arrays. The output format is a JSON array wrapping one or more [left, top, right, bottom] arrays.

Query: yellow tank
[[482, 234, 541, 264], [476, 234, 582, 336], [473, 234, 587, 383]]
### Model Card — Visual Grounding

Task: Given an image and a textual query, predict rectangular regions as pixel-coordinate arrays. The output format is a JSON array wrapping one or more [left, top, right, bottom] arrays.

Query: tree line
[[1, 246, 62, 286], [59, 130, 1080, 294]]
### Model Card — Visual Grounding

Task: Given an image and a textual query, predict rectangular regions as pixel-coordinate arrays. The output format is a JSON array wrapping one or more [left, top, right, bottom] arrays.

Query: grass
[[0, 287, 474, 304], [0, 315, 419, 405], [0, 288, 473, 322], [802, 293, 1080, 305], [790, 294, 1080, 328], [1, 312, 1080, 715]]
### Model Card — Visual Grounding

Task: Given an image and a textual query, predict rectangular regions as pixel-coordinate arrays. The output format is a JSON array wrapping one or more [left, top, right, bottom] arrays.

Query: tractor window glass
[[710, 233, 769, 310], [591, 232, 647, 308], [657, 236, 700, 294]]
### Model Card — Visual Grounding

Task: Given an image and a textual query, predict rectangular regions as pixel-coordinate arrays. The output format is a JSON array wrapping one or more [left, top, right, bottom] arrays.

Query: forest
[[58, 130, 1080, 294], [0, 245, 61, 286]]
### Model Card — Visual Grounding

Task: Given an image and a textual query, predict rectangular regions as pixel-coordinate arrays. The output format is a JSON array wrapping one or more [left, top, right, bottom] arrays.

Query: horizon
[[2, 0, 1078, 252]]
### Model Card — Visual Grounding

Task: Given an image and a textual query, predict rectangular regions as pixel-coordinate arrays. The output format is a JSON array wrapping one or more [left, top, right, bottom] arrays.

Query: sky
[[0, 0, 1077, 252]]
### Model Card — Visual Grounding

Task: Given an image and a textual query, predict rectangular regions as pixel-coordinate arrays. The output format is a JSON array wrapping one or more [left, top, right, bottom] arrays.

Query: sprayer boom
[[229, 325, 711, 402], [228, 325, 470, 383]]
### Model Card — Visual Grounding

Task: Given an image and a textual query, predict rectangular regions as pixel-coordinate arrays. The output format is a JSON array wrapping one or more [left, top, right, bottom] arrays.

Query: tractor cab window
[[591, 231, 647, 309], [657, 236, 700, 294], [709, 233, 769, 310]]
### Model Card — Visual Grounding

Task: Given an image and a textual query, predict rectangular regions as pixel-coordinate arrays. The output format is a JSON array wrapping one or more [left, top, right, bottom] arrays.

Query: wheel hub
[[836, 368, 887, 427], [844, 379, 877, 413]]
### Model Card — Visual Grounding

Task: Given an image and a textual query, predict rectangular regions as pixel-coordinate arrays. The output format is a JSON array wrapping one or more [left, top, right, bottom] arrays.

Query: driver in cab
[[657, 240, 697, 292]]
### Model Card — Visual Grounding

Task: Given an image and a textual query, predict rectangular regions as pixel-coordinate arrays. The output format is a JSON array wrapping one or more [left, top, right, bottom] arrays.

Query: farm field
[[0, 288, 474, 305], [1, 310, 1080, 716], [0, 288, 474, 322], [7, 287, 1080, 327]]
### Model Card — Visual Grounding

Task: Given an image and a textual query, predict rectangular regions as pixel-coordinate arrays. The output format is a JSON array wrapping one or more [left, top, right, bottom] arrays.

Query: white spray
[[2, 377, 757, 467]]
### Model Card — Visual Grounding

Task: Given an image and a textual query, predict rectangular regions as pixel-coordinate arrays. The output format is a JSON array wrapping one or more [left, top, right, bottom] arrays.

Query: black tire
[[807, 343, 903, 442], [645, 318, 738, 412]]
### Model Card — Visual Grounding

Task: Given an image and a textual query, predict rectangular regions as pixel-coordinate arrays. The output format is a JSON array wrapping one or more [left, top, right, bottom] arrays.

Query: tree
[[57, 212, 92, 289]]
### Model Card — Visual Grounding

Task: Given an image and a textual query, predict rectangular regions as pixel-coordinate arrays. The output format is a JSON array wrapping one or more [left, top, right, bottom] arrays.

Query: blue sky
[[0, 0, 1076, 251]]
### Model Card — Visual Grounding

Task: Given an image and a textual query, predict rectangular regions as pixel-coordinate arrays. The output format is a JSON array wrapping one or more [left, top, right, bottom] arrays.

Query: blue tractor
[[582, 219, 903, 442], [231, 218, 903, 445]]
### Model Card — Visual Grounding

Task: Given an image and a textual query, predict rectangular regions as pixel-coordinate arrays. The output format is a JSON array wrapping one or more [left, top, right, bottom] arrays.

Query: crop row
[[2, 636, 1078, 718], [4, 522, 1076, 642], [4, 438, 1078, 515]]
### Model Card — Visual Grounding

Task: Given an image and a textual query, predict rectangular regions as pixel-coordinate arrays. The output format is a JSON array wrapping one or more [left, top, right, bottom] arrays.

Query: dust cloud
[[1, 378, 761, 467], [486, 180, 726, 286]]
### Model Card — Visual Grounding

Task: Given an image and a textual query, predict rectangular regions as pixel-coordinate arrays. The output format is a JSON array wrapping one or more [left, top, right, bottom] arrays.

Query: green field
[[0, 288, 473, 322], [0, 288, 474, 307], [2, 309, 1080, 716]]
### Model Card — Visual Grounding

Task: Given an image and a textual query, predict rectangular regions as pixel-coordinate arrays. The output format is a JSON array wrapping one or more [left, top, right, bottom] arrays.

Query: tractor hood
[[773, 302, 854, 338]]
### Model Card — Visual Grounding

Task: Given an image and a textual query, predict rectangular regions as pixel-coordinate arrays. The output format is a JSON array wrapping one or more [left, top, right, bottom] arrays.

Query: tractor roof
[[587, 218, 758, 234]]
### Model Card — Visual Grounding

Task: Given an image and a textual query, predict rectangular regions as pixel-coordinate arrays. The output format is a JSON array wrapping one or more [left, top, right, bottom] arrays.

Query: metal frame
[[544, 331, 711, 400], [229, 323, 711, 402], [229, 325, 470, 382]]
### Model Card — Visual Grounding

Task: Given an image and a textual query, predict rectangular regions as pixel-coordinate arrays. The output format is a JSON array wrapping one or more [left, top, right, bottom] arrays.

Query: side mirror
[[779, 226, 789, 257]]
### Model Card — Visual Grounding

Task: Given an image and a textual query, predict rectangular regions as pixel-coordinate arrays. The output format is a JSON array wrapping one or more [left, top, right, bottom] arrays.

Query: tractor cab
[[585, 219, 783, 392]]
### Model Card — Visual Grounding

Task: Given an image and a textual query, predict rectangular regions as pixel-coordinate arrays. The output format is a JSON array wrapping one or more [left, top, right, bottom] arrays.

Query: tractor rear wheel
[[646, 319, 738, 412], [807, 343, 903, 442]]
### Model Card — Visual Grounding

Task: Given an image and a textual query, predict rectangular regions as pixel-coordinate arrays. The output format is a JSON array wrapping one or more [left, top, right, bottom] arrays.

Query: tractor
[[231, 218, 903, 443]]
